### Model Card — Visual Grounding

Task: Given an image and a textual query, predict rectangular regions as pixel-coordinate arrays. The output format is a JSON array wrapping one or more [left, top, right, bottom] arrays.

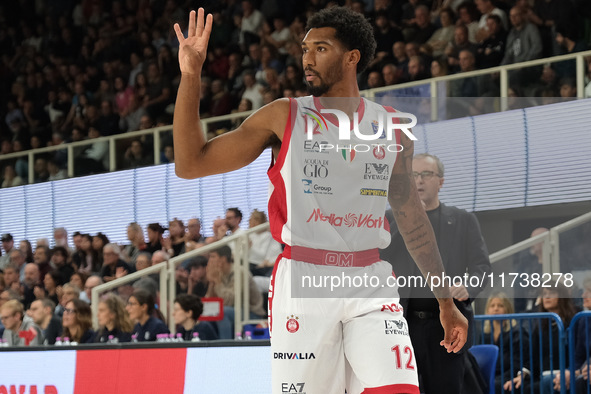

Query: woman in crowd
[[95, 293, 133, 343], [39, 270, 65, 305], [75, 234, 99, 274], [68, 272, 89, 302], [19, 240, 34, 263], [504, 280, 578, 392], [62, 299, 95, 344], [481, 292, 528, 393], [92, 232, 110, 268], [146, 223, 165, 254], [126, 288, 169, 341], [173, 294, 218, 341]]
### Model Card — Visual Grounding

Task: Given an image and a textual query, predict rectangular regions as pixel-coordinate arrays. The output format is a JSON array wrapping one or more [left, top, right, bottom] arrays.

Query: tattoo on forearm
[[408, 240, 431, 252], [403, 224, 424, 236], [389, 174, 410, 205]]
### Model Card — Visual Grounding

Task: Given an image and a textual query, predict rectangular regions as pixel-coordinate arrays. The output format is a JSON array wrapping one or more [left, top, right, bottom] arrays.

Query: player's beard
[[305, 60, 343, 97]]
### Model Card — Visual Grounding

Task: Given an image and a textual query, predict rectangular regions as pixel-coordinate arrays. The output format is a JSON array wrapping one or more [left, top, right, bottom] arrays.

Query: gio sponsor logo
[[286, 315, 300, 333], [274, 352, 316, 360], [364, 163, 389, 181], [282, 383, 306, 393], [303, 159, 328, 178], [307, 209, 384, 228], [385, 319, 409, 336], [360, 188, 387, 197], [302, 179, 332, 195]]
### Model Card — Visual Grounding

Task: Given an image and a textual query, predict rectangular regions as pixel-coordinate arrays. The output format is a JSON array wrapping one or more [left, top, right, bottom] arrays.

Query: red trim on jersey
[[267, 98, 296, 244], [284, 246, 380, 267], [361, 384, 420, 394], [312, 96, 366, 129], [268, 252, 284, 336]]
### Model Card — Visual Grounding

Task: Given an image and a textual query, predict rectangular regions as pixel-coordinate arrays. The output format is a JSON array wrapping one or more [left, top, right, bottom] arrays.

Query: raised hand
[[174, 8, 213, 75]]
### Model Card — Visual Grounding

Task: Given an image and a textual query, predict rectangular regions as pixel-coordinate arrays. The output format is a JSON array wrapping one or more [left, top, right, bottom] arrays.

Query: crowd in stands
[[0, 207, 281, 344], [1, 0, 591, 187]]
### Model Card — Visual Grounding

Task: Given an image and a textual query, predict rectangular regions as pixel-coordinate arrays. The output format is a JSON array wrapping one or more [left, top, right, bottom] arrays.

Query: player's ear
[[346, 49, 361, 68]]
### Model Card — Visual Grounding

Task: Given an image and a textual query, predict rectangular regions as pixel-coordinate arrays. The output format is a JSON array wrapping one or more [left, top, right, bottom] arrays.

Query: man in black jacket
[[381, 153, 491, 394]]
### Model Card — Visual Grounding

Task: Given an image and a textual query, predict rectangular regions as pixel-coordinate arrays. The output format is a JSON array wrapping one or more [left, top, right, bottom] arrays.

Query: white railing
[[91, 222, 270, 335], [489, 210, 591, 274], [2, 51, 590, 184]]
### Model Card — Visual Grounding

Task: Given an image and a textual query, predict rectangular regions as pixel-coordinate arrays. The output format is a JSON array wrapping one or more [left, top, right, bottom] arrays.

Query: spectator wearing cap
[[127, 288, 169, 342], [205, 245, 265, 339], [1, 300, 42, 346], [173, 294, 218, 341], [146, 223, 165, 255], [101, 243, 133, 282], [29, 298, 62, 345], [0, 233, 15, 270]]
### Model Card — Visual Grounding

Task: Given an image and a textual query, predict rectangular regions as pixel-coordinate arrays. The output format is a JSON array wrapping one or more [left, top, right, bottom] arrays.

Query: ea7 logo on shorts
[[274, 352, 316, 360], [282, 382, 306, 393], [385, 319, 409, 335], [381, 303, 403, 312]]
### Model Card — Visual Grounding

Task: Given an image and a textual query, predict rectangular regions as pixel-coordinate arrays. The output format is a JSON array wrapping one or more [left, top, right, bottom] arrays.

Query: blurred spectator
[[529, 0, 575, 58], [10, 249, 27, 283], [475, 0, 509, 42], [186, 218, 206, 244], [559, 78, 577, 98], [476, 14, 507, 69], [445, 25, 478, 69], [38, 270, 65, 306], [33, 157, 49, 183], [3, 265, 20, 292], [55, 283, 81, 318], [135, 253, 152, 271], [407, 55, 429, 82], [127, 288, 169, 342], [101, 243, 133, 282], [62, 299, 95, 344], [501, 6, 543, 85], [260, 15, 291, 55], [33, 245, 51, 279], [68, 272, 88, 295], [146, 223, 165, 255], [95, 100, 121, 137], [114, 76, 134, 115], [1, 300, 42, 346], [366, 71, 385, 89], [431, 58, 450, 78], [248, 209, 282, 277], [52, 227, 70, 250], [241, 69, 264, 110], [29, 298, 62, 345], [164, 218, 186, 258], [74, 234, 99, 274], [123, 139, 154, 168], [143, 62, 172, 118], [481, 292, 528, 393], [74, 126, 108, 176], [119, 93, 148, 132], [95, 293, 133, 343], [51, 246, 74, 283], [123, 222, 147, 267], [83, 275, 103, 304], [22, 263, 41, 308], [2, 164, 25, 188], [186, 257, 208, 298], [382, 63, 401, 86], [456, 2, 480, 43], [161, 144, 174, 163], [205, 245, 265, 339], [427, 8, 456, 58], [240, 0, 265, 49], [0, 234, 15, 270], [47, 159, 67, 181], [173, 294, 218, 341], [553, 25, 587, 80]]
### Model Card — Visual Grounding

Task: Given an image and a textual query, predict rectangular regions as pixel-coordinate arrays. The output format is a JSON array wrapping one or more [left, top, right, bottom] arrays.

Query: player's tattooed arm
[[387, 133, 451, 301]]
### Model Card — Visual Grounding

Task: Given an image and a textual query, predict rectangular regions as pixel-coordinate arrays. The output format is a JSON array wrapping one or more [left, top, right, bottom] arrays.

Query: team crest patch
[[286, 315, 300, 333], [371, 120, 385, 139], [373, 145, 385, 160]]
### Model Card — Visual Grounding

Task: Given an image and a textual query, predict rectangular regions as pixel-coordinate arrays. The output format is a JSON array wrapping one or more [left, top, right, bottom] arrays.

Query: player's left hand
[[439, 300, 468, 353]]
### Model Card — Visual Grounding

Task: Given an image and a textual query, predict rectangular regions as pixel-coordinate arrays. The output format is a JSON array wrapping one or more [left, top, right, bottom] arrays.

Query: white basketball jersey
[[267, 96, 401, 252]]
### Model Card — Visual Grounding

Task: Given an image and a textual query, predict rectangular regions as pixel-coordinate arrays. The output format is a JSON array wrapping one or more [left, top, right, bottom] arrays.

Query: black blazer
[[381, 203, 492, 351]]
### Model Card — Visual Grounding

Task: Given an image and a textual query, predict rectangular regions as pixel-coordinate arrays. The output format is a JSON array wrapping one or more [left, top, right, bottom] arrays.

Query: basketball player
[[173, 7, 468, 394]]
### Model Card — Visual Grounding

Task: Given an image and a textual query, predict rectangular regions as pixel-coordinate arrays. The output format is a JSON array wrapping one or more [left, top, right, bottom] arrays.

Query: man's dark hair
[[212, 245, 233, 263], [51, 246, 69, 259], [306, 6, 376, 74], [187, 255, 208, 271], [227, 207, 242, 220], [175, 294, 204, 320]]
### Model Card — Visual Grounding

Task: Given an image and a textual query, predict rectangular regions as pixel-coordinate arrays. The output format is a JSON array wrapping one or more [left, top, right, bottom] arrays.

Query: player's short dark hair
[[306, 6, 376, 74]]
